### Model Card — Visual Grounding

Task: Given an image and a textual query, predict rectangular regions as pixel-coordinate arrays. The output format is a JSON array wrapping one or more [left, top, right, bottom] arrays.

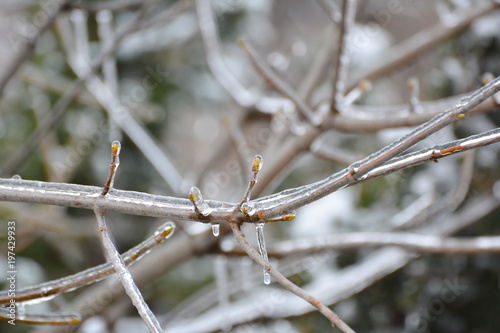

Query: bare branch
[[270, 232, 500, 256], [330, 0, 356, 113], [196, 0, 256, 107], [0, 222, 175, 304], [2, 126, 499, 225], [94, 142, 163, 333]]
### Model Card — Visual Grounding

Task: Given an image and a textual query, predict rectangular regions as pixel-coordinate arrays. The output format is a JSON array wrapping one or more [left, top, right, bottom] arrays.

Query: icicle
[[211, 223, 220, 237], [255, 223, 271, 285], [189, 186, 213, 216]]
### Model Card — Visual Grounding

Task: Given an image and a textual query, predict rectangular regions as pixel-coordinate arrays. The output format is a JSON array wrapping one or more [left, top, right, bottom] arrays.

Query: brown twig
[[230, 222, 356, 333]]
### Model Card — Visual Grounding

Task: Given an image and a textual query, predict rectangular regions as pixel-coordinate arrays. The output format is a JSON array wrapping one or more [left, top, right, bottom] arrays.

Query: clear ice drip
[[255, 223, 271, 285], [189, 186, 213, 216], [211, 223, 220, 237]]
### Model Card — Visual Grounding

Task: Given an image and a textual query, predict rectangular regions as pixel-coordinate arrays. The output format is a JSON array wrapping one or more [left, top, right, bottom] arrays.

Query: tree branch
[[230, 222, 356, 333]]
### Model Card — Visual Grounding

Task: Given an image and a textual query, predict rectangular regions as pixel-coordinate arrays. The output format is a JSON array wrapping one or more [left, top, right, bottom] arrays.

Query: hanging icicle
[[255, 222, 271, 284]]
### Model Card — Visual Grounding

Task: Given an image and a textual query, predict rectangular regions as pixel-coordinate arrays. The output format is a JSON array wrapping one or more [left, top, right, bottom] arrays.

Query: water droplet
[[211, 223, 220, 237], [252, 155, 263, 173], [240, 201, 256, 216], [189, 187, 213, 216], [263, 271, 271, 285], [255, 223, 271, 285], [309, 114, 323, 126], [12, 175, 21, 180]]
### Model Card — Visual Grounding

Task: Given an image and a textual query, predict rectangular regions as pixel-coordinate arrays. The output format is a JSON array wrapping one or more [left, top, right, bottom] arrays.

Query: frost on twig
[[94, 141, 163, 333]]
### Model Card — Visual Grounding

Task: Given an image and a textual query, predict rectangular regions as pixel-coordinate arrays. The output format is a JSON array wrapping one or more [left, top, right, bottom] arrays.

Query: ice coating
[[211, 223, 220, 237], [188, 186, 213, 216], [256, 223, 271, 285]]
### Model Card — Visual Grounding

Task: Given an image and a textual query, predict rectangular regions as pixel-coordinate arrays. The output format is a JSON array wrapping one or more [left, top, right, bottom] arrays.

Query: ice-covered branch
[[240, 39, 322, 126], [1, 127, 499, 224], [196, 0, 256, 107], [0, 307, 80, 325], [363, 128, 500, 180], [230, 222, 356, 333], [270, 233, 500, 256], [0, 222, 175, 304], [94, 142, 163, 333]]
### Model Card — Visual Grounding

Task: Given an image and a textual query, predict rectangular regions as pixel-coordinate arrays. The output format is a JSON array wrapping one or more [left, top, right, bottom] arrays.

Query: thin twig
[[270, 232, 500, 256], [238, 155, 262, 209], [0, 222, 175, 304], [196, 0, 256, 107], [363, 128, 498, 180], [330, 0, 356, 113], [0, 307, 80, 325], [407, 77, 420, 113], [94, 141, 163, 333], [240, 39, 322, 126], [392, 150, 474, 230], [230, 222, 356, 333]]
